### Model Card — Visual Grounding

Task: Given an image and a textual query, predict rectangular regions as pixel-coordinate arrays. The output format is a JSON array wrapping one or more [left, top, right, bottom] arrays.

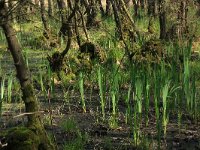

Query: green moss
[[5, 127, 54, 150], [22, 83, 35, 103], [80, 42, 107, 63], [6, 127, 40, 150], [141, 39, 164, 57], [132, 39, 165, 64]]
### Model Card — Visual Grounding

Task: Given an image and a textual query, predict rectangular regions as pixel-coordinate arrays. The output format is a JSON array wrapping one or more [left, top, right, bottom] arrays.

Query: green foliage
[[79, 72, 86, 113], [63, 131, 88, 150], [6, 127, 40, 150], [61, 118, 88, 150], [61, 118, 78, 133], [1, 3, 200, 149]]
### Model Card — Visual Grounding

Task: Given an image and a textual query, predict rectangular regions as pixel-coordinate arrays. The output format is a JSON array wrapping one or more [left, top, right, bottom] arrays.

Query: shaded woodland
[[0, 0, 200, 149]]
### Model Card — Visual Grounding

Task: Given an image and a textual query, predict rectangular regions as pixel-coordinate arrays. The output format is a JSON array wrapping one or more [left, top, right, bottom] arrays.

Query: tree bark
[[147, 0, 156, 16], [97, 0, 105, 16], [57, 0, 67, 22], [158, 0, 166, 40], [111, 0, 132, 59], [106, 0, 112, 16], [8, 0, 15, 22], [132, 0, 139, 17], [35, 0, 39, 5], [48, 0, 53, 17], [178, 0, 188, 33], [40, 0, 49, 38], [0, 1, 54, 149], [82, 0, 98, 28]]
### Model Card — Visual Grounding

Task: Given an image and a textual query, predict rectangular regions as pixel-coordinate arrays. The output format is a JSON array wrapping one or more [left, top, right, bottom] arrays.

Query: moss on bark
[[4, 127, 54, 150]]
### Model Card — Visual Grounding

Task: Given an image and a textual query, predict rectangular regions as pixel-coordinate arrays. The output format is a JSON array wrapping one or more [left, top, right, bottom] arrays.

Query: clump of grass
[[63, 131, 88, 150], [62, 118, 88, 150], [61, 118, 78, 133]]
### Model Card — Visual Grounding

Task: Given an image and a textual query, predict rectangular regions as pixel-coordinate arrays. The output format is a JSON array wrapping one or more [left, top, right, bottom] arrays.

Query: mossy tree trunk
[[0, 1, 54, 149], [48, 0, 80, 72]]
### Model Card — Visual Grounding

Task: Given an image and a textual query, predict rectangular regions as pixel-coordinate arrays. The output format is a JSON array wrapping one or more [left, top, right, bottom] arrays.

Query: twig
[[13, 111, 44, 118]]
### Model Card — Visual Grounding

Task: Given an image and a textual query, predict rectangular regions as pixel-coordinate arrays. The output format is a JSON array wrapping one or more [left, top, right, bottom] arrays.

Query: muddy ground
[[0, 49, 200, 150]]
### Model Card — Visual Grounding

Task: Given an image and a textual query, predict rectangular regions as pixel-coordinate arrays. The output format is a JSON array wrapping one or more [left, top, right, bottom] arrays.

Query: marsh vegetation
[[0, 0, 200, 149]]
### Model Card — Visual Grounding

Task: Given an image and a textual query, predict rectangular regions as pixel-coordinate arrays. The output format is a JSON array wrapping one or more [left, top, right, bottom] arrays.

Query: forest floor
[[0, 49, 200, 150], [0, 7, 200, 148]]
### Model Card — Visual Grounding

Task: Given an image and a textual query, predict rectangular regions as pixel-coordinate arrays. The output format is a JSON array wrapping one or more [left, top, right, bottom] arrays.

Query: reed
[[79, 72, 86, 113]]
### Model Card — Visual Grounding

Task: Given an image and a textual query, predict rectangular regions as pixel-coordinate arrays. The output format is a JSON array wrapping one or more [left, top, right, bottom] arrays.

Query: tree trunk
[[97, 0, 105, 17], [132, 0, 139, 17], [178, 0, 188, 33], [48, 0, 53, 17], [58, 0, 74, 40], [57, 0, 67, 22], [140, 0, 146, 9], [16, 0, 30, 22], [158, 0, 166, 40], [40, 0, 49, 38], [124, 0, 131, 7], [147, 0, 156, 16], [111, 0, 123, 39], [111, 0, 132, 59], [35, 0, 39, 5], [83, 0, 98, 28], [0, 1, 54, 149], [197, 0, 200, 16], [8, 0, 15, 22], [106, 0, 112, 16]]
